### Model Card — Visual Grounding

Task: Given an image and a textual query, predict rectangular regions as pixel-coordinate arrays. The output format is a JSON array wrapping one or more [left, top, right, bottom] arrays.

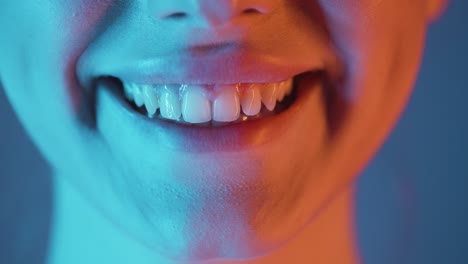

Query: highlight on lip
[[121, 79, 295, 125]]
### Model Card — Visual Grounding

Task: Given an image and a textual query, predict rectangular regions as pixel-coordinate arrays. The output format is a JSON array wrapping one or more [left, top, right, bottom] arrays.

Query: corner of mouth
[[78, 68, 352, 152]]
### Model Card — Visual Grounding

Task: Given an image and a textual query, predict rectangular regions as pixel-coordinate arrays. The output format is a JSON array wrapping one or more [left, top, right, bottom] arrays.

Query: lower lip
[[97, 72, 323, 153]]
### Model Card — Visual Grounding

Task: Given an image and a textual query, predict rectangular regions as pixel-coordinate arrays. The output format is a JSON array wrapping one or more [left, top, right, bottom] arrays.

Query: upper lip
[[76, 44, 324, 90]]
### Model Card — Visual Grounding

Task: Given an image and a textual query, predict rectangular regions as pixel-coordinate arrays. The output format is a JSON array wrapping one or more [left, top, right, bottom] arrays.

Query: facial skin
[[0, 0, 446, 262]]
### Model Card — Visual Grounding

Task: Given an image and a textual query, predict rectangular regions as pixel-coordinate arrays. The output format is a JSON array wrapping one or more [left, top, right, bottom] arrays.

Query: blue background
[[1, 1, 467, 263]]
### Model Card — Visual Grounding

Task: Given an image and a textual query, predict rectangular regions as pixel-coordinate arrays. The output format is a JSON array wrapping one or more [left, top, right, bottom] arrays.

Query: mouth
[[99, 71, 322, 127], [123, 78, 296, 127], [91, 70, 326, 152]]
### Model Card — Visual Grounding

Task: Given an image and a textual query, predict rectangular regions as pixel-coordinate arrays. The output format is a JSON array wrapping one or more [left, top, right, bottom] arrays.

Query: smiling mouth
[[101, 71, 321, 128], [88, 70, 328, 152]]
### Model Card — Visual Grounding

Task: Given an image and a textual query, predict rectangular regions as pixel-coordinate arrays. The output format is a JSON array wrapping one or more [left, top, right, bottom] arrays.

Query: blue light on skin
[[0, 1, 447, 263]]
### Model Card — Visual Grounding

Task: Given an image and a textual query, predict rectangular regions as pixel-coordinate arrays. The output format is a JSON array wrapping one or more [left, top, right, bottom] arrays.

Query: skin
[[0, 0, 446, 263]]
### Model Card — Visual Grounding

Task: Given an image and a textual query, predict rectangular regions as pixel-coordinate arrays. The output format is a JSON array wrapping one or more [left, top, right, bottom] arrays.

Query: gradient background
[[0, 1, 467, 263]]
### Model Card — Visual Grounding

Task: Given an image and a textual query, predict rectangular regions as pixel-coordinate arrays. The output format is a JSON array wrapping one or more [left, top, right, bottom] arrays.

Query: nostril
[[239, 0, 279, 15], [152, 1, 277, 22], [242, 8, 261, 15], [161, 12, 188, 20]]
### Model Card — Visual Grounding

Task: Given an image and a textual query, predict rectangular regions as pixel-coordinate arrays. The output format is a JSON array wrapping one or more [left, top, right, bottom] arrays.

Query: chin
[[98, 140, 323, 261]]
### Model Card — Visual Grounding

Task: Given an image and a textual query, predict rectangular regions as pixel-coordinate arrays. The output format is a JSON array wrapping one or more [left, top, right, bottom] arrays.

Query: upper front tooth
[[182, 85, 211, 123], [160, 85, 182, 121], [261, 83, 279, 111], [240, 84, 261, 116], [213, 85, 240, 122], [123, 78, 293, 122], [142, 85, 159, 117]]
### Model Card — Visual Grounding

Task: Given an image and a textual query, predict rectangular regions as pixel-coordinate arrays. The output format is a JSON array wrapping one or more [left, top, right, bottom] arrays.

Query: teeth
[[240, 84, 262, 116], [284, 79, 293, 96], [182, 85, 212, 123], [276, 84, 285, 102], [213, 85, 240, 122], [132, 84, 144, 107], [122, 78, 294, 124], [142, 85, 159, 117], [123, 81, 134, 101], [160, 85, 182, 121], [261, 83, 279, 111]]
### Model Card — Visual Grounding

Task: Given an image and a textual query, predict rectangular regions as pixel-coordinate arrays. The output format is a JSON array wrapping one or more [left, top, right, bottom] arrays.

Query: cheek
[[0, 1, 114, 106], [54, 1, 116, 112], [0, 1, 117, 169], [317, 0, 427, 96]]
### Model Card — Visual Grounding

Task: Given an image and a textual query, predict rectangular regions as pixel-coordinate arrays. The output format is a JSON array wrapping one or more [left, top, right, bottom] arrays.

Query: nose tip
[[149, 0, 278, 25]]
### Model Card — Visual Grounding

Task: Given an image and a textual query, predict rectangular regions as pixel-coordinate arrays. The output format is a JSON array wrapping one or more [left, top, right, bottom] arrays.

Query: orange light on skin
[[0, 0, 449, 263]]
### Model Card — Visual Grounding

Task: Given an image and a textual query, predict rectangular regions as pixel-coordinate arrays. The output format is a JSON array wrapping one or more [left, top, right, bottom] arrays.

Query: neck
[[47, 176, 360, 264]]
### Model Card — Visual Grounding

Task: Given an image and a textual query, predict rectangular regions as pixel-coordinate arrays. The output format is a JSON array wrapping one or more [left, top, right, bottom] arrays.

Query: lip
[[77, 47, 324, 88], [78, 42, 330, 152], [96, 71, 324, 153], [106, 52, 317, 85]]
